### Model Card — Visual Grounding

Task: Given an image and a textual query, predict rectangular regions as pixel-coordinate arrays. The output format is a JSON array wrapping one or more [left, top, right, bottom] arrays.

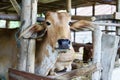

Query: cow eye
[[46, 21, 51, 26], [68, 22, 72, 26]]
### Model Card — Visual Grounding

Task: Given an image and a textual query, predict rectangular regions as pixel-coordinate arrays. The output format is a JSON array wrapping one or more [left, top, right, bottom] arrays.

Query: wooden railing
[[9, 68, 53, 80], [9, 63, 96, 80]]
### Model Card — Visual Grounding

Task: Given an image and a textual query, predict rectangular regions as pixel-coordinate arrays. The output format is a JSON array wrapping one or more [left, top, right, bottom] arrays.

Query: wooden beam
[[73, 7, 77, 43], [0, 14, 114, 23], [38, 2, 65, 9], [66, 0, 71, 14], [0, 14, 19, 20], [92, 22, 120, 26], [72, 14, 114, 21], [116, 0, 120, 36], [9, 68, 53, 80], [92, 3, 95, 45], [102, 30, 116, 32], [0, 10, 17, 14], [39, 0, 59, 3], [0, 5, 12, 10], [10, 0, 21, 15], [72, 15, 92, 21], [0, 14, 44, 22]]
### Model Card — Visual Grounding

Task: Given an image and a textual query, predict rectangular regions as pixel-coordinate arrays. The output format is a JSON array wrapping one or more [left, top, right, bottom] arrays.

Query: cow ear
[[19, 24, 45, 38], [70, 20, 94, 31]]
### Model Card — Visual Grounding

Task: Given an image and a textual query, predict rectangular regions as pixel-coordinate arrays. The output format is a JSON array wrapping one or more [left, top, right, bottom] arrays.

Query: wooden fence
[[9, 63, 96, 80]]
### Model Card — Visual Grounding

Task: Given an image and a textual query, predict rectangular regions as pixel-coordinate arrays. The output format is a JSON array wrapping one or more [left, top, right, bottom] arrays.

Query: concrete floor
[[112, 60, 120, 80], [112, 67, 120, 80]]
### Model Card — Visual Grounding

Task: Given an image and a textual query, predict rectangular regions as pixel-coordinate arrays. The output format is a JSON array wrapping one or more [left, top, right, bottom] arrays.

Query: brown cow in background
[[72, 42, 93, 63], [83, 43, 93, 63]]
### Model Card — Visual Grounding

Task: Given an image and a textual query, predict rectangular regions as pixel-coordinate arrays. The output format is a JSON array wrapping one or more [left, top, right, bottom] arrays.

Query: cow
[[83, 43, 93, 63], [0, 11, 93, 79], [72, 42, 93, 63], [0, 28, 19, 80]]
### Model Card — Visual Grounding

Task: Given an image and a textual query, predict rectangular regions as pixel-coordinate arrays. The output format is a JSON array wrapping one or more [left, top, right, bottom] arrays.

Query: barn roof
[[0, 0, 117, 14]]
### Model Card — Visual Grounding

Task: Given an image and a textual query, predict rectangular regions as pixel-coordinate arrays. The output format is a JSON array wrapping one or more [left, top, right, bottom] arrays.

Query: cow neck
[[36, 34, 57, 62], [35, 34, 58, 76]]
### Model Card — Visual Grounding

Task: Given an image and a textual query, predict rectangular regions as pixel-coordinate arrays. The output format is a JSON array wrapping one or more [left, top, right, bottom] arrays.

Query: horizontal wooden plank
[[9, 64, 97, 80], [92, 22, 120, 26], [102, 30, 116, 32], [9, 68, 54, 80], [72, 14, 114, 21], [0, 14, 45, 22]]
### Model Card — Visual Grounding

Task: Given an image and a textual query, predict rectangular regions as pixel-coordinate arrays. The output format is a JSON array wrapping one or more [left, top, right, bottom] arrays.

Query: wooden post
[[66, 0, 71, 14], [18, 0, 37, 73], [115, 0, 120, 65], [92, 3, 95, 16], [9, 68, 53, 80], [92, 3, 95, 43], [92, 25, 102, 80], [26, 0, 37, 73], [116, 0, 120, 36], [73, 7, 77, 43], [10, 0, 21, 15], [101, 34, 119, 80], [6, 20, 10, 28]]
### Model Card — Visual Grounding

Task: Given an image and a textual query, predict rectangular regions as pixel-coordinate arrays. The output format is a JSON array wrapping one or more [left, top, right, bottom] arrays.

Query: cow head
[[20, 12, 72, 51], [44, 12, 71, 50], [19, 12, 93, 51]]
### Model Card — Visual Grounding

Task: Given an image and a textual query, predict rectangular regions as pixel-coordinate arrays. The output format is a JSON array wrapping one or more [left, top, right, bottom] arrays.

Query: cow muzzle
[[57, 39, 71, 49]]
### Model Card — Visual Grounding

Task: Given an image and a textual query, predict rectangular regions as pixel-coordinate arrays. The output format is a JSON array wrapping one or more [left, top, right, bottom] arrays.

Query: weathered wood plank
[[92, 22, 120, 26], [55, 63, 97, 80], [18, 0, 37, 73], [9, 68, 53, 80], [10, 0, 21, 15], [72, 14, 114, 21], [101, 34, 119, 80], [66, 0, 71, 14], [0, 14, 19, 20], [26, 0, 38, 73], [115, 0, 120, 37], [0, 14, 45, 22]]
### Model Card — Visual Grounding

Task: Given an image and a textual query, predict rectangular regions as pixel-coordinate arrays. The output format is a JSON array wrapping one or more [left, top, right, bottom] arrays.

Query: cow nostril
[[68, 40, 70, 44], [57, 39, 71, 49], [58, 39, 62, 45], [64, 39, 71, 44]]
